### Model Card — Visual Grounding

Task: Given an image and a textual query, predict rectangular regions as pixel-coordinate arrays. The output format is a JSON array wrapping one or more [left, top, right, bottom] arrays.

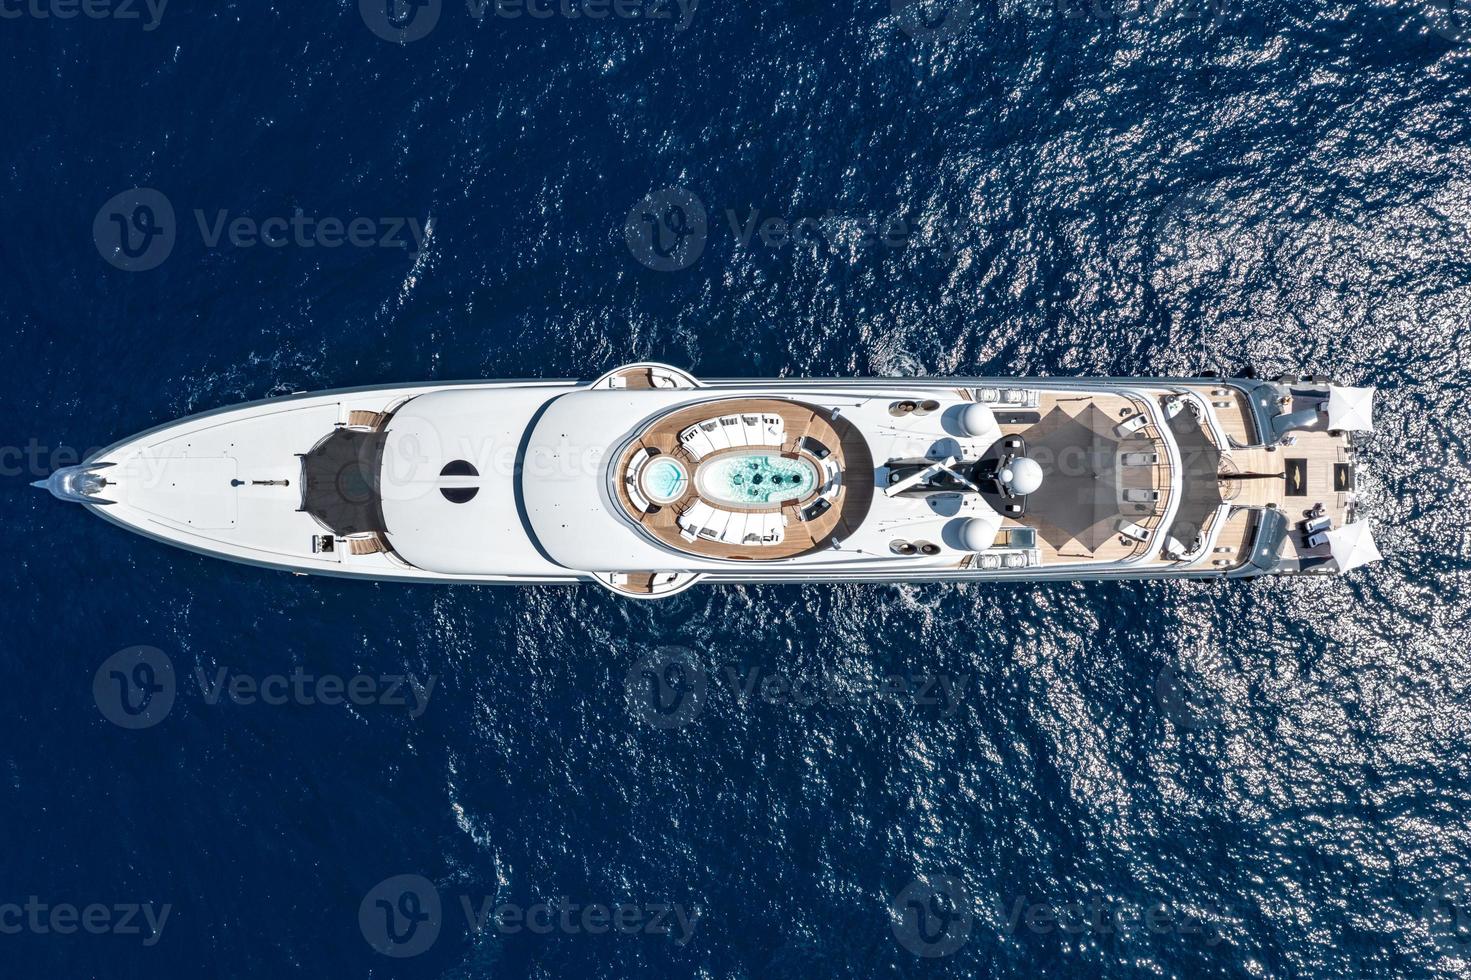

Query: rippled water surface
[[3, 1, 1471, 976]]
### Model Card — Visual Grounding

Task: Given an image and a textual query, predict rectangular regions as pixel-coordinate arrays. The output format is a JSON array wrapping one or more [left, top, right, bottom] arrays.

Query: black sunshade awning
[[1015, 403, 1125, 552], [299, 428, 388, 536], [1164, 409, 1224, 548]]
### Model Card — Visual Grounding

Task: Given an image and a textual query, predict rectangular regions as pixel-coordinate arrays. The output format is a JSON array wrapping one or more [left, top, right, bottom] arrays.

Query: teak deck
[[614, 398, 875, 560], [612, 383, 1351, 574]]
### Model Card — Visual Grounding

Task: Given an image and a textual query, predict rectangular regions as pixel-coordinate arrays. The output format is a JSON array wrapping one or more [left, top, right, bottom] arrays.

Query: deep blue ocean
[[4, 0, 1470, 976]]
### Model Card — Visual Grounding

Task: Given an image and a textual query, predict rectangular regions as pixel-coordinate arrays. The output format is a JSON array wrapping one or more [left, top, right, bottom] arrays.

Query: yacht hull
[[40, 364, 1377, 598]]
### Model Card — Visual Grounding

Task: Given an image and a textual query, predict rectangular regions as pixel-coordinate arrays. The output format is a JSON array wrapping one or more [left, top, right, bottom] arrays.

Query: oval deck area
[[615, 398, 875, 560]]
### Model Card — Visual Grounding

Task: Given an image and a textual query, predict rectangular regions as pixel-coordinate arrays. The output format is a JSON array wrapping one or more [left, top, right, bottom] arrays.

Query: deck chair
[[698, 419, 729, 451], [1117, 520, 1152, 543], [1115, 414, 1150, 437], [760, 413, 785, 446], [719, 511, 749, 545], [679, 425, 717, 461]]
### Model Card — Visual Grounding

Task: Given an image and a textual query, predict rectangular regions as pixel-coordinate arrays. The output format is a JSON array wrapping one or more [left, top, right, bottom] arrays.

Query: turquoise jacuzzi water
[[641, 457, 689, 503], [697, 453, 818, 506]]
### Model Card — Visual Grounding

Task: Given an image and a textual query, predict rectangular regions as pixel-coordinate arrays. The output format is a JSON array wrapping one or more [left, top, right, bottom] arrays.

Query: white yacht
[[36, 363, 1380, 598]]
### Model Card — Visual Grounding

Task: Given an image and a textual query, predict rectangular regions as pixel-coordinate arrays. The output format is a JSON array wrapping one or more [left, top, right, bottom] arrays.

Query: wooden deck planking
[[614, 397, 874, 560]]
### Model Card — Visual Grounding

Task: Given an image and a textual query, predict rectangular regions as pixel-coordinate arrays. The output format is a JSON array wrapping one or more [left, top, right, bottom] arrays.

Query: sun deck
[[981, 390, 1168, 566], [614, 397, 875, 560]]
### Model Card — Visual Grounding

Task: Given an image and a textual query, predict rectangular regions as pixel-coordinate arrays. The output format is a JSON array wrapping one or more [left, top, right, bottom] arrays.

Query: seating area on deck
[[977, 391, 1170, 564], [677, 412, 786, 458], [677, 502, 788, 546], [614, 398, 874, 560]]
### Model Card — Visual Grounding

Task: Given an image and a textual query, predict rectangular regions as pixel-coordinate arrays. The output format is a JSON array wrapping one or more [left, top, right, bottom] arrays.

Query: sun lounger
[[1118, 520, 1152, 543], [679, 425, 717, 461], [700, 419, 730, 451], [718, 416, 743, 445], [760, 413, 784, 446], [720, 511, 750, 545], [1115, 414, 1151, 437]]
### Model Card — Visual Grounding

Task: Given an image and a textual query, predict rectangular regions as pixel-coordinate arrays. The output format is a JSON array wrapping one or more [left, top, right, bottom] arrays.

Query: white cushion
[[701, 419, 730, 450]]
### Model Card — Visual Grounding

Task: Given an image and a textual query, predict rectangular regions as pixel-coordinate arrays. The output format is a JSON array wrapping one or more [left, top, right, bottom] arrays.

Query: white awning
[[1326, 520, 1382, 573], [1325, 386, 1375, 432]]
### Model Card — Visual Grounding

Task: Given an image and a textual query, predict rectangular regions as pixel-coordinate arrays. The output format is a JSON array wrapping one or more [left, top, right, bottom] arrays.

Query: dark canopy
[[299, 428, 387, 536], [1013, 403, 1125, 552], [1163, 409, 1224, 549]]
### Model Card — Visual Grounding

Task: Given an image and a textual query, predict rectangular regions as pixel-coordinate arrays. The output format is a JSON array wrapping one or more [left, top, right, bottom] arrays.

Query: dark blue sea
[[3, 0, 1469, 976]]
